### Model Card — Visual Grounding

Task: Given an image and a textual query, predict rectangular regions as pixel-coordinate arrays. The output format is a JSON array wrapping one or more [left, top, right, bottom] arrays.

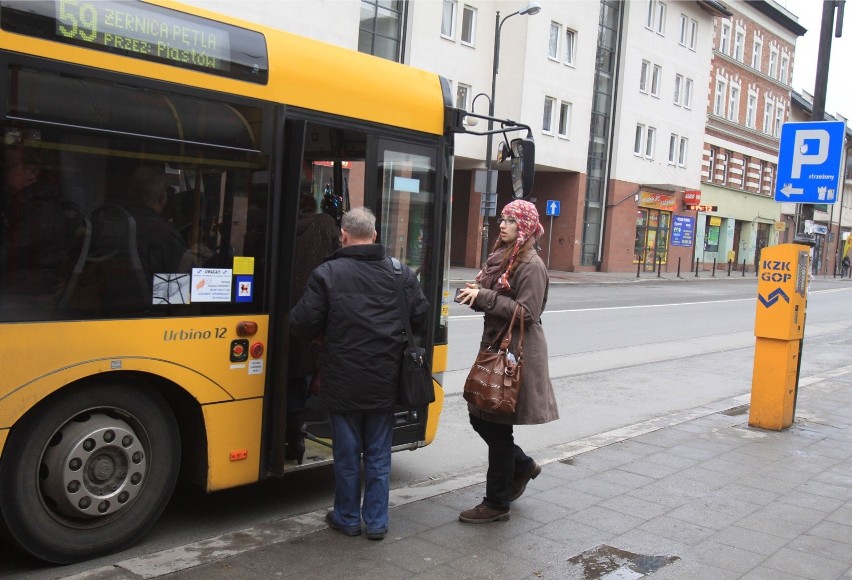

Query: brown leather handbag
[[463, 303, 525, 415]]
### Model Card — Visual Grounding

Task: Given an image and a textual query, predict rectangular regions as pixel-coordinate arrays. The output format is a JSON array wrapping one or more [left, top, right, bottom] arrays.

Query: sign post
[[545, 200, 560, 270]]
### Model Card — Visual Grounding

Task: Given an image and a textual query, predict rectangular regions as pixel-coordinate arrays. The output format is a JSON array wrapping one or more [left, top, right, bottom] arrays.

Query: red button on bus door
[[230, 339, 249, 362]]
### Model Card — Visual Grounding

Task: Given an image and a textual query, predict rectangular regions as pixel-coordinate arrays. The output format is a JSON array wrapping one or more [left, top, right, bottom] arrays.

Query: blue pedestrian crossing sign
[[775, 121, 845, 204], [546, 200, 560, 216]]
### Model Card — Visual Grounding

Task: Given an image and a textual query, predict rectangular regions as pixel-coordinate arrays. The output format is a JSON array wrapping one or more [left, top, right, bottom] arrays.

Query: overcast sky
[[782, 0, 851, 120]]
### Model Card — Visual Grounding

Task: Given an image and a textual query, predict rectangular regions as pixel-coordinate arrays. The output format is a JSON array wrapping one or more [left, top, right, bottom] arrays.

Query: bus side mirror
[[510, 137, 535, 199]]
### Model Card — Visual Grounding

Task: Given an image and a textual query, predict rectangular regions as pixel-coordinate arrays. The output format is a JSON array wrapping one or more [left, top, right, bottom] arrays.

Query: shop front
[[634, 191, 676, 272]]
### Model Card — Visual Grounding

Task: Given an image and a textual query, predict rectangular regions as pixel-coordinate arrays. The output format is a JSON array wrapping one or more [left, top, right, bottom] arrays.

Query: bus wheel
[[0, 383, 180, 563]]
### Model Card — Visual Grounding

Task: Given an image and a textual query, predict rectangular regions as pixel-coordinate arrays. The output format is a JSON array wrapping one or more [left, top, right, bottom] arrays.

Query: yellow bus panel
[[0, 315, 269, 429], [423, 382, 444, 446], [202, 398, 264, 491], [432, 343, 448, 374]]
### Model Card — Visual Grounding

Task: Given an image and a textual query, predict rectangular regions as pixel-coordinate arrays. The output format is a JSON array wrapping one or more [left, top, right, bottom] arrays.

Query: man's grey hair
[[341, 206, 376, 239]]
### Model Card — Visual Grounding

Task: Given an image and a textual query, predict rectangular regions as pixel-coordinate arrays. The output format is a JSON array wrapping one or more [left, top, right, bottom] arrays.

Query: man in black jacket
[[289, 206, 428, 540]]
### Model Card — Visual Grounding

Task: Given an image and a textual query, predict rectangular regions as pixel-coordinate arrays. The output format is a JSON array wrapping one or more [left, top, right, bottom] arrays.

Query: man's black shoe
[[325, 511, 361, 536]]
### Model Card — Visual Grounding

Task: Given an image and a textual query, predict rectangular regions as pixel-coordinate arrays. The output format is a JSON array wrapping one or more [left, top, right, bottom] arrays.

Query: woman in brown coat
[[455, 199, 559, 523]]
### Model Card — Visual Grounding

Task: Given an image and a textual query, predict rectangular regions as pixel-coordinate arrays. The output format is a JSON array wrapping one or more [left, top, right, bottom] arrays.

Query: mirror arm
[[448, 108, 532, 137]]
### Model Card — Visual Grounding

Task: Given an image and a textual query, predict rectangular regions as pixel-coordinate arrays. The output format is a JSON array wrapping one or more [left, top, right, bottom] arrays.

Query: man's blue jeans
[[328, 410, 394, 533]]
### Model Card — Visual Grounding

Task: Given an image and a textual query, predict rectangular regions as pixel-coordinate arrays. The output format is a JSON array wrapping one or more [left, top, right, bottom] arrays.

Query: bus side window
[[1, 143, 81, 318]]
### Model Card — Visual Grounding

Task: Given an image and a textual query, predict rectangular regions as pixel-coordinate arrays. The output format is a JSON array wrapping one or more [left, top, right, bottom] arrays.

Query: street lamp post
[[479, 2, 541, 268]]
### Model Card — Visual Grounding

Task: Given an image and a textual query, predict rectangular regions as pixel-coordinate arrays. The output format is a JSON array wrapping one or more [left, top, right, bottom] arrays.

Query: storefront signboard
[[671, 215, 694, 247]]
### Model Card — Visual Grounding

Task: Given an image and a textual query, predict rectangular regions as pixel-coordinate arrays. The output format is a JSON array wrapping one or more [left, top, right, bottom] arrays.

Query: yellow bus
[[0, 0, 470, 563]]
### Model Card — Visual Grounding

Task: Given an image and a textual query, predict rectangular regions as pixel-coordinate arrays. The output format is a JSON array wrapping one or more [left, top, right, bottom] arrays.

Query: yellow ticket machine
[[749, 244, 810, 430]]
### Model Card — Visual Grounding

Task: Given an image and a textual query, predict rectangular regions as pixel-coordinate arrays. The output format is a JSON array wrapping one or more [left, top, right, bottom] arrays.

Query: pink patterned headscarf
[[476, 200, 544, 291]]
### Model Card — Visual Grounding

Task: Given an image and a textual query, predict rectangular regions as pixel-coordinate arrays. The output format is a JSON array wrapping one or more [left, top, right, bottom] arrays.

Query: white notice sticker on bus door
[[191, 268, 233, 302]]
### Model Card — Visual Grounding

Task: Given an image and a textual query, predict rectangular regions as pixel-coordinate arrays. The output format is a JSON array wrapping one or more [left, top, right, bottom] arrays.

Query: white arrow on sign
[[549, 201, 557, 213], [778, 182, 804, 198]]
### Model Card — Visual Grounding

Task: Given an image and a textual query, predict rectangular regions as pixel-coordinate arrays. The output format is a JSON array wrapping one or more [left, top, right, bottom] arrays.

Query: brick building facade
[[697, 1, 805, 271]]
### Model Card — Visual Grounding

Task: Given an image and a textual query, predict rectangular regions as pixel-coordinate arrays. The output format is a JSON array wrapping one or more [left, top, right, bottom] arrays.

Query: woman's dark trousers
[[469, 413, 532, 510]]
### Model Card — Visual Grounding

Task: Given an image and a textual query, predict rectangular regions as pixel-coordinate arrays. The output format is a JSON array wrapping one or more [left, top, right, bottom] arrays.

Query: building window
[[646, 0, 655, 29], [721, 151, 730, 185], [720, 22, 730, 54], [728, 84, 740, 122], [359, 0, 404, 62], [564, 29, 576, 65], [774, 105, 784, 138], [688, 19, 697, 50], [678, 136, 688, 167], [679, 14, 688, 46], [640, 60, 650, 93], [456, 82, 470, 111], [684, 78, 693, 109], [673, 74, 683, 105], [646, 126, 656, 159], [543, 97, 555, 133], [763, 99, 774, 134], [733, 29, 744, 62], [780, 55, 789, 84], [746, 92, 757, 128], [460, 5, 476, 45], [651, 64, 662, 97], [549, 21, 560, 59], [634, 124, 645, 155], [714, 79, 726, 116], [654, 2, 666, 35], [668, 136, 688, 166], [441, 0, 456, 39], [769, 48, 778, 78], [558, 101, 572, 137], [708, 146, 717, 181], [752, 37, 762, 71], [742, 155, 751, 190]]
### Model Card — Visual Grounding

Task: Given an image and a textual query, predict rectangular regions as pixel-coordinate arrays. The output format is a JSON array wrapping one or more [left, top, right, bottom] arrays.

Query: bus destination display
[[0, 0, 269, 84]]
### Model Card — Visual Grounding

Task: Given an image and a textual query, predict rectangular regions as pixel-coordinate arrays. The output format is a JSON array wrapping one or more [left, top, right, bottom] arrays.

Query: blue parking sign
[[545, 200, 560, 216], [775, 121, 845, 204]]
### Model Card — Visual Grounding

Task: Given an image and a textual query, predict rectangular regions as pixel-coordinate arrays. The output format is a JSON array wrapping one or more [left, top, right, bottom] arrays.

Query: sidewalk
[[70, 368, 852, 580]]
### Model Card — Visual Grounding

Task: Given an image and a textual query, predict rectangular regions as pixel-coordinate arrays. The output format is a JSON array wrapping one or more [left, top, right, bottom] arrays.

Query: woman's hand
[[456, 283, 480, 307]]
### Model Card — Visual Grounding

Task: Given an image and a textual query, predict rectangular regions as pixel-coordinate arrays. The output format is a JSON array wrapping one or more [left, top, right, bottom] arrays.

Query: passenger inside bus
[[124, 165, 186, 277], [286, 191, 341, 463], [1, 143, 81, 318]]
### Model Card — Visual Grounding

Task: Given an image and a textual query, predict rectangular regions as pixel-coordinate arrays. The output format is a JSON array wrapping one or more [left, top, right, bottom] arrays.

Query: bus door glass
[[376, 139, 438, 445], [376, 139, 437, 304]]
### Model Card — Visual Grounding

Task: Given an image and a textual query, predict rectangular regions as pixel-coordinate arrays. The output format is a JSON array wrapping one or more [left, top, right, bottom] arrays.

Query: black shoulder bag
[[390, 257, 435, 408]]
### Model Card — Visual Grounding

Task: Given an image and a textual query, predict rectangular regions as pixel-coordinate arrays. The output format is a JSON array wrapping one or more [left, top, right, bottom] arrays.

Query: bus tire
[[0, 383, 180, 563]]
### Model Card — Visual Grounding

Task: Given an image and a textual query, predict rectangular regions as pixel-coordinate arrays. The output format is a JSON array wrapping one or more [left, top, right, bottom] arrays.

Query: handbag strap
[[516, 305, 525, 361], [389, 257, 415, 346], [497, 303, 524, 352]]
